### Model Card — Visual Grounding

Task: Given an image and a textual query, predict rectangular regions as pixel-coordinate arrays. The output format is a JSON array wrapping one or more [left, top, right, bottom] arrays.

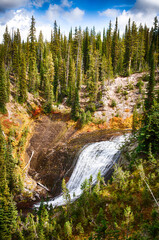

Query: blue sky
[[0, 0, 159, 42]]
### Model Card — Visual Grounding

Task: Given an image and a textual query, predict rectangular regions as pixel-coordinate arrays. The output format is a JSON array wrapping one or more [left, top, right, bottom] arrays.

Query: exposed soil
[[26, 113, 129, 198]]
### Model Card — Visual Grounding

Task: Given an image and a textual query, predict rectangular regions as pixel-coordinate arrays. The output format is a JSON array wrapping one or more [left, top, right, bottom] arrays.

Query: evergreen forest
[[0, 15, 159, 239]]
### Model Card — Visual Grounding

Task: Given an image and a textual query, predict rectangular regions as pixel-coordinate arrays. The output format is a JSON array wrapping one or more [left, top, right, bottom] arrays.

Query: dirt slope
[[26, 113, 129, 198]]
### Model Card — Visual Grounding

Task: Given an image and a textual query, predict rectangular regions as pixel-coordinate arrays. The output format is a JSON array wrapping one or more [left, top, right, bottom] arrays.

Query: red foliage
[[52, 111, 61, 114], [32, 107, 42, 117], [2, 119, 14, 129]]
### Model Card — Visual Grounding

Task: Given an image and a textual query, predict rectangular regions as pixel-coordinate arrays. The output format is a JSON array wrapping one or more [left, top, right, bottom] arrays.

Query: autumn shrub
[[31, 106, 42, 116]]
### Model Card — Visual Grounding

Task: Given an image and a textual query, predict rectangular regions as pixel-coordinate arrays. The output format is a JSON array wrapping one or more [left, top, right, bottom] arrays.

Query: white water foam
[[34, 134, 129, 208]]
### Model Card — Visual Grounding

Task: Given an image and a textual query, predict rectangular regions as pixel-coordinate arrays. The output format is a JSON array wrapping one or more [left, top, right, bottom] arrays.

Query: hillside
[[0, 71, 146, 200], [0, 15, 159, 240]]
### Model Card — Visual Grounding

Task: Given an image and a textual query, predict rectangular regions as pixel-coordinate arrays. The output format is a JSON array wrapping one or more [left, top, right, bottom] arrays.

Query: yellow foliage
[[109, 115, 133, 129]]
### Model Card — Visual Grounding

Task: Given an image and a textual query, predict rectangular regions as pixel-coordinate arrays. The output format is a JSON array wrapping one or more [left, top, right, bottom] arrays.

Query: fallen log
[[37, 182, 50, 192]]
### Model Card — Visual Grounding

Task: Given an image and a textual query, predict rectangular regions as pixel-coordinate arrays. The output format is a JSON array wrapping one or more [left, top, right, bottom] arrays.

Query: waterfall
[[34, 134, 129, 208]]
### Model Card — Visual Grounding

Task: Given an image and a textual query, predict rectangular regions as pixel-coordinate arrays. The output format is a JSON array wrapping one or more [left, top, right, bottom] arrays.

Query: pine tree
[[62, 178, 70, 206], [106, 21, 112, 60], [37, 30, 44, 73], [58, 56, 67, 101], [83, 27, 90, 73], [137, 24, 145, 71], [64, 221, 72, 239], [12, 30, 21, 82], [0, 61, 7, 113], [124, 19, 132, 75], [25, 213, 37, 240], [3, 26, 12, 67], [71, 86, 80, 120], [51, 21, 61, 60], [152, 16, 158, 53], [75, 27, 82, 89], [132, 105, 138, 133], [145, 54, 156, 112], [102, 28, 106, 56], [112, 18, 119, 75], [72, 27, 79, 61], [44, 52, 54, 112], [0, 124, 6, 172], [67, 57, 75, 105], [86, 45, 98, 103], [96, 32, 102, 55], [139, 53, 159, 154], [144, 25, 150, 64], [53, 57, 59, 101], [131, 21, 138, 71], [90, 26, 96, 52], [6, 70, 10, 103], [6, 136, 17, 192], [29, 16, 36, 55], [19, 52, 27, 103], [105, 21, 113, 80], [0, 126, 18, 240], [28, 16, 39, 94], [117, 36, 125, 75]]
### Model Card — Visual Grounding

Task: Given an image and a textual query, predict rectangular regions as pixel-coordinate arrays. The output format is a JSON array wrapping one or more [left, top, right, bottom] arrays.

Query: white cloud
[[36, 23, 52, 41], [98, 9, 121, 18], [0, 10, 15, 25], [134, 0, 159, 12], [98, 0, 159, 35], [0, 0, 29, 11], [0, 0, 85, 42], [0, 0, 50, 11], [61, 0, 72, 8], [32, 0, 48, 8], [47, 4, 62, 20], [117, 0, 159, 33], [47, 3, 84, 24], [0, 8, 54, 42], [117, 9, 158, 35], [64, 7, 84, 23]]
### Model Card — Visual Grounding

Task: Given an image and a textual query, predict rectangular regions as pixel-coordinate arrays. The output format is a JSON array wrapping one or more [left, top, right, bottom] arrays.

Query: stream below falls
[[34, 134, 129, 208]]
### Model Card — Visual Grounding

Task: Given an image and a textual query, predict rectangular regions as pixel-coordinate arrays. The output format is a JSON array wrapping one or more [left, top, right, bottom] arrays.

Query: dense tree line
[[0, 16, 159, 119]]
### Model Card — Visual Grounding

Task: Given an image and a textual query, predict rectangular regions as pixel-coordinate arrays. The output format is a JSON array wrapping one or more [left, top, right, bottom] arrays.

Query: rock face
[[94, 72, 147, 121], [26, 114, 129, 197], [27, 114, 75, 196]]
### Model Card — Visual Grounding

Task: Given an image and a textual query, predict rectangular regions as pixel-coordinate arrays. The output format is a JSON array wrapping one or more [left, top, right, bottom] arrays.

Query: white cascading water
[[34, 134, 129, 208]]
